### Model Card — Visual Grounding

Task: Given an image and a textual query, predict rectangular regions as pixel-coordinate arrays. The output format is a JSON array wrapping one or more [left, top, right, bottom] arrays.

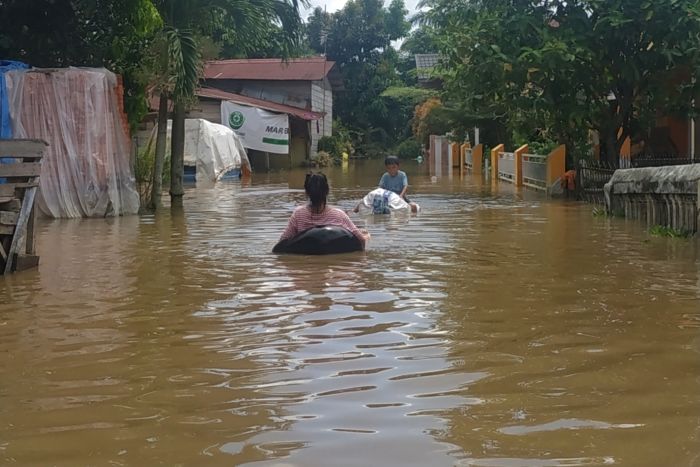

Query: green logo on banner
[[229, 111, 245, 129]]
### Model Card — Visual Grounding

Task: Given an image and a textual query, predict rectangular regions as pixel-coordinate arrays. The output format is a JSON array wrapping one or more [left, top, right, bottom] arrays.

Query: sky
[[301, 0, 423, 21]]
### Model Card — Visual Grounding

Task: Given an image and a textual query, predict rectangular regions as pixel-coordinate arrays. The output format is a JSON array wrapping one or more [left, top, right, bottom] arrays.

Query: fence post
[[451, 143, 460, 169], [546, 145, 566, 187], [514, 144, 528, 187], [473, 144, 483, 176], [459, 143, 469, 177], [491, 144, 504, 181]]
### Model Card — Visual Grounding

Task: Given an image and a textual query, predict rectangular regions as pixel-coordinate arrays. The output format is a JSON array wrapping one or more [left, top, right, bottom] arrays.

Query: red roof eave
[[203, 56, 335, 81]]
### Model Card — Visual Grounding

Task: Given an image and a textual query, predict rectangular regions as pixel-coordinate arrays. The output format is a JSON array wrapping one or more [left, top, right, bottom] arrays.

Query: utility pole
[[321, 4, 328, 137]]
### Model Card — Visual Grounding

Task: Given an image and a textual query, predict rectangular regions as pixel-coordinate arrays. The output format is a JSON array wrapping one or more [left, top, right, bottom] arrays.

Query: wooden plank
[[4, 186, 36, 274], [0, 163, 42, 178], [0, 196, 14, 204], [0, 182, 38, 190], [0, 139, 47, 159], [0, 241, 6, 261], [0, 225, 14, 235], [0, 198, 21, 211], [26, 204, 36, 255], [13, 254, 39, 272], [0, 185, 15, 197], [0, 211, 18, 225]]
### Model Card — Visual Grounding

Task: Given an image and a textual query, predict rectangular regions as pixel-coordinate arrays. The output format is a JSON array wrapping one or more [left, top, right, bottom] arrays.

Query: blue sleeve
[[379, 173, 388, 188], [401, 172, 408, 188]]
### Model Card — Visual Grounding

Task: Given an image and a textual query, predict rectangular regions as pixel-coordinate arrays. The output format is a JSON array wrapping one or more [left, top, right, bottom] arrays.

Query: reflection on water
[[1, 160, 700, 466]]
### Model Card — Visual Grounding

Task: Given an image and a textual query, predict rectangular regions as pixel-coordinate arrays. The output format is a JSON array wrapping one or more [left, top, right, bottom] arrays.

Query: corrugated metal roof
[[196, 87, 325, 121], [415, 54, 441, 80], [204, 57, 335, 81]]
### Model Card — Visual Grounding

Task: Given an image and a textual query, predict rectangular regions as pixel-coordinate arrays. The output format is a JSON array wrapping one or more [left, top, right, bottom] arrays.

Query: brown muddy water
[[1, 159, 700, 466]]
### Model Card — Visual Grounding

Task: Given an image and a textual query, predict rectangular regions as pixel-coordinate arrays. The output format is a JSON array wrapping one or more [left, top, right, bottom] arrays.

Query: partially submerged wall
[[604, 164, 700, 233]]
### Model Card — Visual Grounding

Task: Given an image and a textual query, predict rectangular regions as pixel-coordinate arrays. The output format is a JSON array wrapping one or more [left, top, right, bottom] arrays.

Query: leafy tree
[[424, 0, 700, 164], [148, 0, 306, 207], [0, 0, 161, 130], [306, 0, 411, 155]]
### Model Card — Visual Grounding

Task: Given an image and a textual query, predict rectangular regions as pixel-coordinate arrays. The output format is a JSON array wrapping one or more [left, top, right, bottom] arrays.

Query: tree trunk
[[170, 100, 185, 201], [603, 131, 618, 166], [149, 92, 169, 210]]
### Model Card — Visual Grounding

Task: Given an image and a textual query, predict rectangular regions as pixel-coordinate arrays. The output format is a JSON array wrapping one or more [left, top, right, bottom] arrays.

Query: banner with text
[[221, 101, 289, 154]]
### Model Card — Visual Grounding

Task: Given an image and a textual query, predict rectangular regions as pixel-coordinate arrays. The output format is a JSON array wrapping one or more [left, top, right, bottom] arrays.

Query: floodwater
[[1, 159, 700, 466]]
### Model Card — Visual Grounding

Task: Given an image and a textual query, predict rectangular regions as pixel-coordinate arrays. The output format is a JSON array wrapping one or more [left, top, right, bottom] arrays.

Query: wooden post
[[491, 144, 504, 181], [4, 186, 37, 274], [472, 144, 483, 176], [514, 144, 528, 187], [546, 145, 567, 186], [459, 143, 468, 177], [0, 138, 46, 274], [26, 203, 36, 255]]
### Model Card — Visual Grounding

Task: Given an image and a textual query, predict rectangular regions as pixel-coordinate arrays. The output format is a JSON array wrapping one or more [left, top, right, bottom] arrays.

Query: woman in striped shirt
[[279, 173, 370, 248]]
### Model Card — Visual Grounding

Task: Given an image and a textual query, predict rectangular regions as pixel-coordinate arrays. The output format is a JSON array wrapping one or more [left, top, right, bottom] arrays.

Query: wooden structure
[[0, 139, 45, 274]]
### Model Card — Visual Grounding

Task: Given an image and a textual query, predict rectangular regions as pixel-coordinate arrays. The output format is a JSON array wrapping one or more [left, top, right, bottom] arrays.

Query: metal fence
[[521, 153, 548, 190], [577, 160, 617, 205], [631, 155, 695, 168], [498, 152, 515, 182], [577, 156, 696, 205]]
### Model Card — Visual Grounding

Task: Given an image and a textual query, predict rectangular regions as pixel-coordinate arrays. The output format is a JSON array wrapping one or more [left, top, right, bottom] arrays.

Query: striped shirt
[[280, 204, 366, 246]]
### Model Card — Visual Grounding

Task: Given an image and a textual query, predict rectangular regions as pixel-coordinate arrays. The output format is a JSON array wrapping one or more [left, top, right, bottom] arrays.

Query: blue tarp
[[0, 60, 29, 138], [0, 60, 30, 182]]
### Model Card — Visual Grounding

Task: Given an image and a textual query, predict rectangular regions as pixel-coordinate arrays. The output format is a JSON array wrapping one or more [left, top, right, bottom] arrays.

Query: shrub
[[316, 151, 332, 167], [396, 138, 422, 160]]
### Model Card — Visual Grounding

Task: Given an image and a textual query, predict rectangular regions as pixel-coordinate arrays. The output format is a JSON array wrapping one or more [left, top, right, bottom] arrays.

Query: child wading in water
[[279, 172, 370, 248], [379, 156, 410, 201]]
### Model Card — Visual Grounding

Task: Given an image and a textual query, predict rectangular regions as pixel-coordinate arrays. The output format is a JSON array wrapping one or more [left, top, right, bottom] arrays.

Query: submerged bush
[[649, 225, 692, 238]]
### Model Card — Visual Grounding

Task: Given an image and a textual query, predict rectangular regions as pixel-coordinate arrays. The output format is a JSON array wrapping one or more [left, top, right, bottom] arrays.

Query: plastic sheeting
[[5, 67, 140, 218], [0, 60, 29, 183], [356, 188, 412, 215], [0, 60, 28, 138], [144, 118, 251, 184]]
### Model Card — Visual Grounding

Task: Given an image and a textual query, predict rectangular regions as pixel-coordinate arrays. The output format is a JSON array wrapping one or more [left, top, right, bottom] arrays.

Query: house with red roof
[[186, 56, 342, 170]]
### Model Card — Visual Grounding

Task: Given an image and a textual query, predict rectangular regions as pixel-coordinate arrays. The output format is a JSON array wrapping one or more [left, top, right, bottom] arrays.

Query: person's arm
[[399, 172, 408, 198], [279, 208, 301, 240], [337, 209, 370, 247]]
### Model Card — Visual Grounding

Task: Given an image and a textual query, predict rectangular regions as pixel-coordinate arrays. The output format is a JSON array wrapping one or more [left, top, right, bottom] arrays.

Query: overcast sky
[[301, 0, 423, 21]]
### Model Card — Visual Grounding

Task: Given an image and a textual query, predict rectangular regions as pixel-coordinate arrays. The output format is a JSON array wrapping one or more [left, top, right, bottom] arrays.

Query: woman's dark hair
[[304, 172, 329, 209]]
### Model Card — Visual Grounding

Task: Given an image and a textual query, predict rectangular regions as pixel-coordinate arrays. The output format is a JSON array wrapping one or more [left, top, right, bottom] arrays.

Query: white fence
[[498, 152, 515, 182]]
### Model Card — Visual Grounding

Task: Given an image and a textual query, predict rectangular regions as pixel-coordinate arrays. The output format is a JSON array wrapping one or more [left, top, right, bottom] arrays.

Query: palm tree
[[148, 0, 305, 209]]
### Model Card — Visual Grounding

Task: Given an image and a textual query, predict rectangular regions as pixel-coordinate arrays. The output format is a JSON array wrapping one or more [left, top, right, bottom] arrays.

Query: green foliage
[[591, 206, 610, 217], [135, 141, 171, 209], [0, 0, 161, 131], [318, 120, 355, 160], [424, 0, 700, 164], [649, 225, 693, 238], [400, 26, 438, 56], [396, 138, 422, 159], [306, 0, 412, 150], [380, 86, 438, 105]]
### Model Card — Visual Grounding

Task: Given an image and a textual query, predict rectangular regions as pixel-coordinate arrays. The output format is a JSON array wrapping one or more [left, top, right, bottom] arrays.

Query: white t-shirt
[[357, 188, 410, 214]]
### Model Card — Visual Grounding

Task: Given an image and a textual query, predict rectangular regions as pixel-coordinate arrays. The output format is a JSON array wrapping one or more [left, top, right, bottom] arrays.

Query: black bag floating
[[273, 226, 363, 255]]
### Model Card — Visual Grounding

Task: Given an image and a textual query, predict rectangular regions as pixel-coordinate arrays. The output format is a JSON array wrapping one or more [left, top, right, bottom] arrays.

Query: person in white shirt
[[353, 188, 420, 215]]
